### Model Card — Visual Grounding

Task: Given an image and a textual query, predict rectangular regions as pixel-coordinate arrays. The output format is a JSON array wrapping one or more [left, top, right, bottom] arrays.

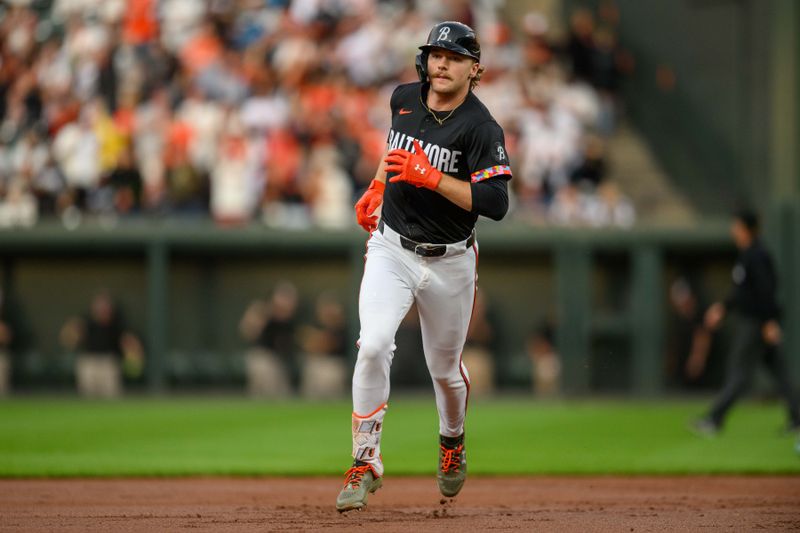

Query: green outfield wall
[[3, 219, 796, 396]]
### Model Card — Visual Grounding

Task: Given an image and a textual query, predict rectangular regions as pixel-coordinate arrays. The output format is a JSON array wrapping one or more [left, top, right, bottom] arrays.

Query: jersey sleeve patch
[[471, 165, 512, 183]]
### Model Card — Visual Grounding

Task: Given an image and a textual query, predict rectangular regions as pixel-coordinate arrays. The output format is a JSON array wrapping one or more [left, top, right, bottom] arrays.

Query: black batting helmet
[[416, 21, 481, 82]]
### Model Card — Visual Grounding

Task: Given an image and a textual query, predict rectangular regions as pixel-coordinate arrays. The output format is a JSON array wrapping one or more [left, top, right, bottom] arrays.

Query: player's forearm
[[374, 148, 389, 184], [470, 178, 509, 220], [434, 175, 510, 221], [434, 173, 473, 211]]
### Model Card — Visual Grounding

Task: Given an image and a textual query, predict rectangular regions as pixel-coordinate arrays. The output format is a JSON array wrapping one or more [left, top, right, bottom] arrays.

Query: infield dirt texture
[[1, 476, 799, 532]]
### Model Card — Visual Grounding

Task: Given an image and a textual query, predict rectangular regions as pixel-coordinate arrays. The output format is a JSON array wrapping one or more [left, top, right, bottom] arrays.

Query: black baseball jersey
[[381, 82, 512, 244]]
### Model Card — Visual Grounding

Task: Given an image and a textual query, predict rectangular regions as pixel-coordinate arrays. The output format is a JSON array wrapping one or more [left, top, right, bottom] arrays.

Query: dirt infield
[[1, 476, 798, 532]]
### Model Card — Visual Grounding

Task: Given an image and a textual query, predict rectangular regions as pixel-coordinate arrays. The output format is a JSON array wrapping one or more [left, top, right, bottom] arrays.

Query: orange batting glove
[[384, 140, 442, 190], [354, 179, 385, 232]]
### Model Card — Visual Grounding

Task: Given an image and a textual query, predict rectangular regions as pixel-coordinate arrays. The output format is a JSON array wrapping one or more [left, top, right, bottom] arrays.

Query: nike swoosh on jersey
[[399, 108, 413, 115]]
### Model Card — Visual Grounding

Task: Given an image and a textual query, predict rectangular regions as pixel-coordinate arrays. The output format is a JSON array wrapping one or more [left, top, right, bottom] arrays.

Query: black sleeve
[[389, 85, 401, 115], [463, 120, 512, 220], [386, 86, 401, 144], [470, 177, 509, 221], [465, 120, 512, 183]]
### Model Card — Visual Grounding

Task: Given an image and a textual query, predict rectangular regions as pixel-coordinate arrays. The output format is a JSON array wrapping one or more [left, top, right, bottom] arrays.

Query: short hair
[[734, 209, 759, 233]]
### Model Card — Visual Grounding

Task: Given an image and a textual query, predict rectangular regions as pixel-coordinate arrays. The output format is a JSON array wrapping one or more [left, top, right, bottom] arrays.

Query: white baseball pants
[[352, 222, 477, 438]]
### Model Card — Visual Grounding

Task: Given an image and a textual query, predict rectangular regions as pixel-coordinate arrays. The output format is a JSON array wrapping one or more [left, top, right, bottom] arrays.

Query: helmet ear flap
[[415, 52, 428, 82]]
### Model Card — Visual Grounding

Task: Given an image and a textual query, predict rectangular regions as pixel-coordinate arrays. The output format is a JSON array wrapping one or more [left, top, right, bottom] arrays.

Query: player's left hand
[[355, 179, 385, 232], [384, 140, 442, 190]]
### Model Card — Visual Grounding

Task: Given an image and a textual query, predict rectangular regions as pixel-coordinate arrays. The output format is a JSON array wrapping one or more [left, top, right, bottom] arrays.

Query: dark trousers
[[709, 315, 800, 427]]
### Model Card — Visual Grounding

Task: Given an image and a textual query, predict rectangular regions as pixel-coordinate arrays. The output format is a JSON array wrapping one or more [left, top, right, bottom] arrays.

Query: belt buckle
[[414, 243, 429, 256], [414, 243, 442, 257]]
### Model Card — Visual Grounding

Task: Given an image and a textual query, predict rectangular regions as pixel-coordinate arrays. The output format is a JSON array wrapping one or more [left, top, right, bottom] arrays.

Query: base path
[[1, 477, 798, 532]]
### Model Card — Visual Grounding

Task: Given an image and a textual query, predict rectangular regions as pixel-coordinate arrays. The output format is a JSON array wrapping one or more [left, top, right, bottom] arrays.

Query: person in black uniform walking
[[692, 210, 800, 435]]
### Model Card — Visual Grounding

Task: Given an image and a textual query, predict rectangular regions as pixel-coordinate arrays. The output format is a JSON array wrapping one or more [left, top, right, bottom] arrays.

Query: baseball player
[[336, 21, 512, 512]]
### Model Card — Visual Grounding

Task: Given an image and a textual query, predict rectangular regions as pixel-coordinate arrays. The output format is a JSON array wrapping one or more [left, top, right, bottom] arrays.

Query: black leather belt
[[378, 221, 475, 257]]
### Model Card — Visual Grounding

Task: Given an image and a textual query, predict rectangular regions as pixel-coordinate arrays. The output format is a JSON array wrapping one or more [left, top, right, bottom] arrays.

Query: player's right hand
[[384, 140, 442, 190], [355, 179, 385, 232]]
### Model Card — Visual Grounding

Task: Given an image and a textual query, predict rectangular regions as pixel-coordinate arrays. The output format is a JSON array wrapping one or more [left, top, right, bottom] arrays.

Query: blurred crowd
[[0, 0, 635, 229]]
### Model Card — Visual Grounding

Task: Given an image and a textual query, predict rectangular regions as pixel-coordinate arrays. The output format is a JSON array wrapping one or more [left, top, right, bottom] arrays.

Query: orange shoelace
[[439, 444, 463, 473], [343, 464, 371, 488]]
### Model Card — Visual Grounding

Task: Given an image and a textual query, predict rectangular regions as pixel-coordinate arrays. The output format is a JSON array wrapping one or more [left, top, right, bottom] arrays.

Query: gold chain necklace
[[419, 95, 459, 126]]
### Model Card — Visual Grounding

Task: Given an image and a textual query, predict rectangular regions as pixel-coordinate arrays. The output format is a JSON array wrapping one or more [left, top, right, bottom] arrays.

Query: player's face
[[427, 48, 479, 96], [730, 220, 753, 249]]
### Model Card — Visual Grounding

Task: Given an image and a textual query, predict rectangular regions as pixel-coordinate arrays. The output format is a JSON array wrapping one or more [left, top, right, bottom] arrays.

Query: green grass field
[[0, 397, 798, 477]]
